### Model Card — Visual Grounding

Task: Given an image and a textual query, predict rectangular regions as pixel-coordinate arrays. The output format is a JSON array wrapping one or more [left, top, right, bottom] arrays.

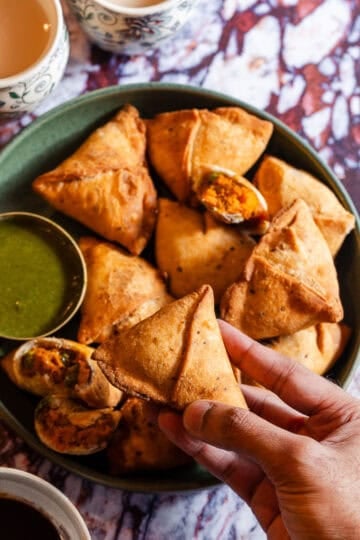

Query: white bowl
[[0, 467, 90, 539]]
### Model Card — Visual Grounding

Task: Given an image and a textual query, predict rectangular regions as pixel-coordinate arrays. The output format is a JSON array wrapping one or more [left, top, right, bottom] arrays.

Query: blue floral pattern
[[67, 0, 195, 54]]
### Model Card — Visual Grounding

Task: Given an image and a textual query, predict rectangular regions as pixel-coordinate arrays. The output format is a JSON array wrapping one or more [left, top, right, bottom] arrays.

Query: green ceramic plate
[[0, 83, 359, 493]]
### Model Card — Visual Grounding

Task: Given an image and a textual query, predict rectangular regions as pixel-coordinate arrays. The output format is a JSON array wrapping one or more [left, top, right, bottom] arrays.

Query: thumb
[[183, 400, 305, 475]]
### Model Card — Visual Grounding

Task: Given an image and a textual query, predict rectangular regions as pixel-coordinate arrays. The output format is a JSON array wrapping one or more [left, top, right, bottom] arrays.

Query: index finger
[[219, 320, 351, 415]]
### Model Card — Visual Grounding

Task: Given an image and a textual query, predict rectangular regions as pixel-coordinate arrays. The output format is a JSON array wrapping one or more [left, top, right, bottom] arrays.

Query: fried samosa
[[107, 398, 192, 473], [78, 237, 171, 344], [35, 395, 121, 455], [266, 322, 351, 375], [221, 199, 343, 339], [254, 155, 355, 256], [32, 104, 157, 255], [146, 107, 273, 202], [155, 198, 255, 303], [1, 337, 121, 408], [95, 285, 247, 409]]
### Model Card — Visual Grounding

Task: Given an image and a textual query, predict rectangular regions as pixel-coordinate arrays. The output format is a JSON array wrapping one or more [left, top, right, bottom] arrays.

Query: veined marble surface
[[0, 1, 359, 538]]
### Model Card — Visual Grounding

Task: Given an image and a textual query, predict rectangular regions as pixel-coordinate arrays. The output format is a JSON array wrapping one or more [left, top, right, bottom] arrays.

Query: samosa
[[221, 199, 343, 340], [155, 198, 255, 303], [78, 237, 171, 344], [146, 107, 273, 203], [33, 104, 157, 255], [95, 285, 247, 409], [254, 155, 355, 256], [266, 322, 351, 375]]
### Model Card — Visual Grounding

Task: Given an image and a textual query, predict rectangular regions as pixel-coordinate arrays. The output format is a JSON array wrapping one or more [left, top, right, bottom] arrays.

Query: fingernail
[[183, 400, 213, 435]]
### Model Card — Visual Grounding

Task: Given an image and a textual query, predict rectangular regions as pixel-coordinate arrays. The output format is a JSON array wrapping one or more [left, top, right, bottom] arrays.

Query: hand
[[158, 320, 360, 540]]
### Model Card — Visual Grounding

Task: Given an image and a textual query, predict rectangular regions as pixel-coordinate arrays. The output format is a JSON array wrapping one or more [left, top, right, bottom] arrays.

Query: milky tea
[[0, 0, 57, 79]]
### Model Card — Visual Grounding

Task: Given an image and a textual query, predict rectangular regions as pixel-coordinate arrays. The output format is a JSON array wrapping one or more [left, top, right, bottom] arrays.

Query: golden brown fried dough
[[254, 155, 355, 256], [266, 322, 351, 375], [107, 398, 192, 473], [221, 199, 343, 339], [34, 395, 121, 455], [78, 237, 171, 344], [95, 285, 247, 409], [146, 107, 273, 202], [33, 104, 157, 255], [155, 198, 255, 303], [1, 337, 121, 408]]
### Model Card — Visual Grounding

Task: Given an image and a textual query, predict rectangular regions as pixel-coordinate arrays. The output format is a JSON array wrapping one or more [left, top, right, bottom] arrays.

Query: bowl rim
[[0, 211, 87, 341], [0, 466, 90, 539]]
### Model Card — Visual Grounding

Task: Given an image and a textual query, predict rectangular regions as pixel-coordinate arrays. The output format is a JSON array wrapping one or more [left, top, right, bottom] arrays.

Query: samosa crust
[[78, 237, 170, 344], [95, 285, 247, 409], [221, 199, 343, 339], [146, 107, 273, 202], [254, 155, 355, 256], [155, 198, 255, 303], [33, 104, 157, 255], [266, 322, 351, 375]]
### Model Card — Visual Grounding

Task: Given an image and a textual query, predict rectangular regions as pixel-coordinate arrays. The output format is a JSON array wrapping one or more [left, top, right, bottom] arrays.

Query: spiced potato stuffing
[[1, 103, 354, 473]]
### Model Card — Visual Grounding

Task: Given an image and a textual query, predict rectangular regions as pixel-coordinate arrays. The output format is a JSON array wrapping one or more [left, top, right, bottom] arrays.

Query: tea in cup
[[67, 0, 197, 55], [0, 0, 69, 118]]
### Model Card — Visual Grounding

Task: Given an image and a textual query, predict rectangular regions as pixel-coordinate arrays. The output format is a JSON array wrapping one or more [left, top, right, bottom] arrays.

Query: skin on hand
[[158, 320, 360, 540]]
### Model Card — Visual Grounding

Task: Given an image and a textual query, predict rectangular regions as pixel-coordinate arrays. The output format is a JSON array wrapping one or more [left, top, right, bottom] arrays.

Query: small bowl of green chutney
[[0, 212, 87, 340]]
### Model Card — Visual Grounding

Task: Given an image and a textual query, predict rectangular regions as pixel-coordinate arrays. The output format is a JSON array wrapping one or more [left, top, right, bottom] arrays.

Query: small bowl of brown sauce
[[0, 212, 87, 341], [0, 466, 90, 539]]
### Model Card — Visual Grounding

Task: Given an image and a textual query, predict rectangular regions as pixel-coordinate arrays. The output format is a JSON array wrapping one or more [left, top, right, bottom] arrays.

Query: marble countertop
[[0, 1, 359, 538]]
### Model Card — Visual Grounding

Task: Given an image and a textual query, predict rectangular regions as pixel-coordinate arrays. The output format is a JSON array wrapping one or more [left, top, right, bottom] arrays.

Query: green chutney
[[0, 218, 78, 338]]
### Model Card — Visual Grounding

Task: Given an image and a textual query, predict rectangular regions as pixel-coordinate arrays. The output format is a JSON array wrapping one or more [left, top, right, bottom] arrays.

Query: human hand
[[158, 320, 360, 540]]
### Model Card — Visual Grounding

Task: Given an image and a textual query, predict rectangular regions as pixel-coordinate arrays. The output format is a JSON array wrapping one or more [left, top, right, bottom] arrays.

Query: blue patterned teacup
[[66, 0, 196, 55], [0, 0, 69, 118]]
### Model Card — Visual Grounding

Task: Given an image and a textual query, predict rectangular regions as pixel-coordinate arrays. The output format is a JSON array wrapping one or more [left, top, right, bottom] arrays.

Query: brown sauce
[[0, 497, 61, 540]]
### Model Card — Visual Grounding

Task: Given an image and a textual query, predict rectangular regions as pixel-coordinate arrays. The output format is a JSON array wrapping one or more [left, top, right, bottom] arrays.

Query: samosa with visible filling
[[266, 322, 351, 375], [78, 236, 171, 344], [254, 155, 355, 256], [221, 199, 343, 340], [35, 395, 121, 455], [33, 104, 157, 255], [155, 198, 255, 303], [1, 337, 121, 408], [95, 285, 247, 409], [107, 398, 192, 473], [146, 107, 273, 203]]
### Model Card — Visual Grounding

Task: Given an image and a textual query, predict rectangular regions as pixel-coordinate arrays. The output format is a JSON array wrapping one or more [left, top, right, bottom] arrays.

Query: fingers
[[158, 410, 265, 505], [219, 320, 350, 416], [182, 400, 301, 477], [242, 385, 308, 434]]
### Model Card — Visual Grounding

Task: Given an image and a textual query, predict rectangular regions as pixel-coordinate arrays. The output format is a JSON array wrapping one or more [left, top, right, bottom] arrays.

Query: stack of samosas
[[1, 103, 355, 473]]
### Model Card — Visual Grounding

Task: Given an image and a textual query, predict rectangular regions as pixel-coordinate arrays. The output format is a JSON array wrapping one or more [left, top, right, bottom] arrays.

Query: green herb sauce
[[0, 220, 70, 338]]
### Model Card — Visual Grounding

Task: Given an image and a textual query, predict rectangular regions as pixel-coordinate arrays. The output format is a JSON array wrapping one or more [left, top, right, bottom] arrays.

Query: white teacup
[[66, 0, 197, 55], [0, 0, 69, 118]]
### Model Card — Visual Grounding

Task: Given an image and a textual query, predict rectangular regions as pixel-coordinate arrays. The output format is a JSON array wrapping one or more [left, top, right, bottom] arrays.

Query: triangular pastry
[[78, 237, 171, 344], [155, 198, 255, 303], [95, 285, 247, 409], [254, 155, 355, 256], [220, 199, 343, 339], [146, 107, 273, 202], [33, 104, 157, 255], [266, 322, 351, 375]]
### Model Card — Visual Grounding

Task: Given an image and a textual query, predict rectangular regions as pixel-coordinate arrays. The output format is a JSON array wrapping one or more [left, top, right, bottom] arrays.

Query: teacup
[[0, 0, 69, 118], [66, 0, 197, 55]]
